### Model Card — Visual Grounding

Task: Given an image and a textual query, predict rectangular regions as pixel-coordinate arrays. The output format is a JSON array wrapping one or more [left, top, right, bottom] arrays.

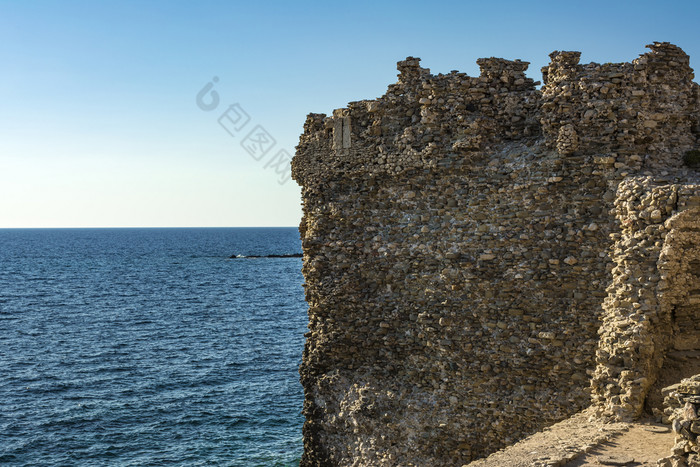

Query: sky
[[0, 0, 698, 228]]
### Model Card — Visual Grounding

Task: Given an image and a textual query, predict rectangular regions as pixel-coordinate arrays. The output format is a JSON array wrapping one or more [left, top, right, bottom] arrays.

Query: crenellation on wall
[[292, 54, 547, 188], [294, 43, 698, 192], [293, 43, 700, 466], [540, 50, 582, 85], [540, 42, 698, 170]]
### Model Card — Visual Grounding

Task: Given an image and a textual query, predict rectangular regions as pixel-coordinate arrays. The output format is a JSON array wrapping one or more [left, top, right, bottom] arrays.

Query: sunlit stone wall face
[[292, 43, 700, 466]]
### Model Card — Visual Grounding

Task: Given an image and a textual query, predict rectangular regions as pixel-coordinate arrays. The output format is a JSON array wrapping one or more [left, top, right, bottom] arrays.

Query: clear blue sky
[[1, 0, 698, 227]]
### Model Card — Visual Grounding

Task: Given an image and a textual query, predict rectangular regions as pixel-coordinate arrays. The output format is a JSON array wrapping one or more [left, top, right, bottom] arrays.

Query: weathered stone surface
[[292, 43, 700, 466], [658, 375, 700, 466]]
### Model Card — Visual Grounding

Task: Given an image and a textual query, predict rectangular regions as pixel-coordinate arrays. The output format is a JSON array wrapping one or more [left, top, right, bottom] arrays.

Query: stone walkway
[[565, 423, 673, 467], [466, 408, 673, 467]]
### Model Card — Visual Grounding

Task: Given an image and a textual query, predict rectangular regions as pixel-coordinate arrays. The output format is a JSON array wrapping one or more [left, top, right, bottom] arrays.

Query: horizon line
[[0, 226, 299, 229]]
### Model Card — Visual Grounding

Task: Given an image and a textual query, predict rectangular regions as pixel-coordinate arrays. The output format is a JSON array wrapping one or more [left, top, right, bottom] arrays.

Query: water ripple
[[0, 228, 305, 466]]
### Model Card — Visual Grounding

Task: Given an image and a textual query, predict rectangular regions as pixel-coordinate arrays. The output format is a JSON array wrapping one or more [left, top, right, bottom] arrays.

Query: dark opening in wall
[[684, 150, 700, 169]]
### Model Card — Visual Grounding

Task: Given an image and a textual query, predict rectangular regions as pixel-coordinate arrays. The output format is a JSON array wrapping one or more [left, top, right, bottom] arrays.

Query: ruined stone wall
[[592, 179, 700, 420], [292, 43, 700, 466], [658, 374, 700, 465]]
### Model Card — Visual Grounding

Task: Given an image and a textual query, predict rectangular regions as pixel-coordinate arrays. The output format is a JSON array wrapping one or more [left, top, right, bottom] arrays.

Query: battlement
[[293, 42, 698, 187], [293, 44, 700, 466]]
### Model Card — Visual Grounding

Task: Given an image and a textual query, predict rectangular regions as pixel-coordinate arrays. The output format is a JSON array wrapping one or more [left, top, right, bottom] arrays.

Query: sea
[[0, 227, 307, 466]]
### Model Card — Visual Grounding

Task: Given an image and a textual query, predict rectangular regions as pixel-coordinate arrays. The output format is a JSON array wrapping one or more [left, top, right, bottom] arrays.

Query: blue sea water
[[0, 228, 307, 466]]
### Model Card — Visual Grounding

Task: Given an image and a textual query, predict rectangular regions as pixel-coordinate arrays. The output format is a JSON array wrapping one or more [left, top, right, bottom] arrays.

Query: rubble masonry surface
[[292, 42, 700, 466]]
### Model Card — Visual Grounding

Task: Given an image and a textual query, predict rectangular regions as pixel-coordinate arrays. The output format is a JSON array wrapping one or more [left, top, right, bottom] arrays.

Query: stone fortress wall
[[291, 43, 700, 466]]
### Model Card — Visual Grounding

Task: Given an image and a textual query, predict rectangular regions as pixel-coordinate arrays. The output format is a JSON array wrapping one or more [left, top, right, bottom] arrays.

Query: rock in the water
[[229, 253, 302, 259]]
